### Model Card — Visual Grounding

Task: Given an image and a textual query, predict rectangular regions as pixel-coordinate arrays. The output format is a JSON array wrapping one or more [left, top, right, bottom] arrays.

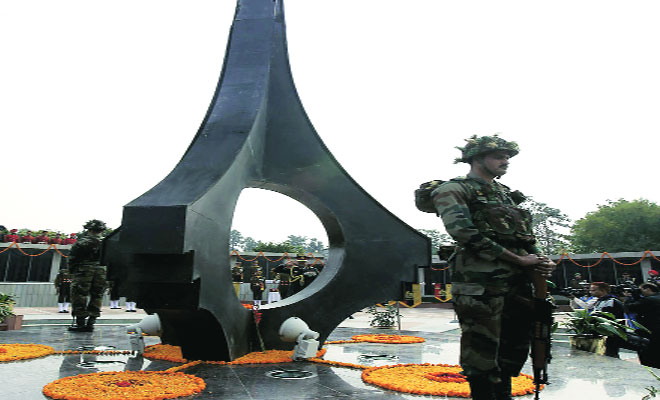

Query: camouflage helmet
[[83, 219, 107, 232], [454, 134, 520, 164]]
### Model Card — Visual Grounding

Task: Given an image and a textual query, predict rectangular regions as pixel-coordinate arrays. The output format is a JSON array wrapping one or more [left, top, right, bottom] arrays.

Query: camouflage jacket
[[67, 234, 103, 271], [431, 173, 540, 295]]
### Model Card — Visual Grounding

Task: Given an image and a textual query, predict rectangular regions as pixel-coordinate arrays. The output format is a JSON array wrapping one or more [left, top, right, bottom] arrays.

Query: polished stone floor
[[1, 322, 659, 400]]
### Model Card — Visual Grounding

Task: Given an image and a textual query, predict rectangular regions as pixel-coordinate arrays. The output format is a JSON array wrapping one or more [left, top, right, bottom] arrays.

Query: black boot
[[467, 376, 496, 400], [68, 317, 88, 332], [85, 317, 97, 331], [493, 374, 513, 400]]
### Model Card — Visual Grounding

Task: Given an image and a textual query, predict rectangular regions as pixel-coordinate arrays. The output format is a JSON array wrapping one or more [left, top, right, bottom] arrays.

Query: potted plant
[[0, 293, 22, 331], [365, 304, 400, 328], [562, 308, 644, 354]]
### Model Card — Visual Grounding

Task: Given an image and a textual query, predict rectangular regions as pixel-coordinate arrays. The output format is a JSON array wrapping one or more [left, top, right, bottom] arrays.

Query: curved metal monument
[[105, 0, 430, 361]]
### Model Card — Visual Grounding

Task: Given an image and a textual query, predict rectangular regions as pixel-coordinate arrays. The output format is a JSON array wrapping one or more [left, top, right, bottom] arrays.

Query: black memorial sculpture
[[104, 0, 430, 361]]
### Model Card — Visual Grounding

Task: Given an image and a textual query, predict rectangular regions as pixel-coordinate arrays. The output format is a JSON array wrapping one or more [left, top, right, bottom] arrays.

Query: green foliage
[[243, 236, 258, 251], [286, 235, 308, 249], [0, 293, 17, 324], [231, 230, 326, 253], [365, 305, 400, 327], [251, 241, 305, 253], [417, 229, 454, 254], [230, 229, 244, 251], [520, 197, 571, 254], [570, 199, 660, 253], [306, 238, 325, 253], [17, 229, 32, 237], [562, 309, 634, 339]]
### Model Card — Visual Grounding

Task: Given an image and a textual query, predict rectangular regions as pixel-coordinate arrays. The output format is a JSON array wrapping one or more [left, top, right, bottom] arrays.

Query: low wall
[[0, 282, 281, 307], [0, 282, 112, 307]]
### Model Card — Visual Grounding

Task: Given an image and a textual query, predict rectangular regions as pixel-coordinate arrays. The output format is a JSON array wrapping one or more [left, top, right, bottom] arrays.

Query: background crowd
[[565, 271, 660, 368]]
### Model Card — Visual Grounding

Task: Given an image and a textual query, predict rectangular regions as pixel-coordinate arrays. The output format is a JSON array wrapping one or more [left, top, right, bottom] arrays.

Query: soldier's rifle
[[529, 271, 553, 400]]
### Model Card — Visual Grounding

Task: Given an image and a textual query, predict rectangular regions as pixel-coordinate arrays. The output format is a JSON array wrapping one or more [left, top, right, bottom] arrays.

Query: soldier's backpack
[[416, 176, 528, 215], [414, 180, 446, 215]]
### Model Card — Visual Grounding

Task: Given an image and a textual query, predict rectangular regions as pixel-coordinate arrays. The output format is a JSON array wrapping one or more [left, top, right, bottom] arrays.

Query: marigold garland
[[361, 363, 540, 397], [165, 360, 205, 373], [228, 349, 324, 364], [351, 334, 425, 344], [143, 344, 188, 363], [308, 357, 368, 369], [0, 343, 55, 362], [144, 344, 327, 368], [43, 370, 205, 400]]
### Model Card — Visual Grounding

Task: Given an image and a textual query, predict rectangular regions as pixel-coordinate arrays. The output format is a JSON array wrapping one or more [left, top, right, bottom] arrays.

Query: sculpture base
[[0, 315, 23, 331]]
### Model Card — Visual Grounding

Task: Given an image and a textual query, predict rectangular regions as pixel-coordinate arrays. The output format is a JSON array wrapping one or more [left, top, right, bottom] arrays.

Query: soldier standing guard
[[273, 261, 293, 299], [431, 135, 555, 400], [301, 263, 320, 289], [249, 261, 265, 304], [231, 262, 244, 297], [68, 219, 108, 332], [290, 254, 308, 295], [108, 280, 122, 309], [54, 268, 72, 313]]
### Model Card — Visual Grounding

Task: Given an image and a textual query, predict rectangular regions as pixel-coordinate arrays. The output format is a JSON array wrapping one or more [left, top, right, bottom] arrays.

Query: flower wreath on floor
[[361, 363, 539, 398], [1, 332, 541, 399], [0, 343, 55, 362], [142, 344, 327, 365], [42, 370, 205, 400]]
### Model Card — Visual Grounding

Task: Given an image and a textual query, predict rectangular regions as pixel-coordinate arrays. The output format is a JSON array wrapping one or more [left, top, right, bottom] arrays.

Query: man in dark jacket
[[625, 283, 660, 367], [588, 282, 625, 357]]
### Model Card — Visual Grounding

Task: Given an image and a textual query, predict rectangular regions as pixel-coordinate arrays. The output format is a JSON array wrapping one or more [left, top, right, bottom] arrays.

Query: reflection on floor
[[0, 321, 657, 399]]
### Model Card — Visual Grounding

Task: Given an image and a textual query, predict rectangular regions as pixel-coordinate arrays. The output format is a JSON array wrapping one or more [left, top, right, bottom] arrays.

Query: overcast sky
[[2, 0, 659, 245]]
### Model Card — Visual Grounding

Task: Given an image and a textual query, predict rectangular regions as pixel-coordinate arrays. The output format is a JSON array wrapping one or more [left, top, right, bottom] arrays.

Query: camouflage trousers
[[453, 285, 533, 380], [70, 265, 107, 319]]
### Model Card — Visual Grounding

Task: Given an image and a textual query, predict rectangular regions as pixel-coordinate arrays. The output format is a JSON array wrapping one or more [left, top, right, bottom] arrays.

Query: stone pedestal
[[0, 315, 23, 331]]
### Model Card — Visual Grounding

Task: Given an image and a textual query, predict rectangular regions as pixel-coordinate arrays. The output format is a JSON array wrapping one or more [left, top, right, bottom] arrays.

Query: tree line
[[230, 197, 660, 256], [420, 198, 660, 255], [230, 231, 326, 254]]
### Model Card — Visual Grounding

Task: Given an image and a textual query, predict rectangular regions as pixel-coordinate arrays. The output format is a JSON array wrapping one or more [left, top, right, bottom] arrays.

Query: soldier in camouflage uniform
[[68, 219, 108, 332], [431, 134, 555, 400]]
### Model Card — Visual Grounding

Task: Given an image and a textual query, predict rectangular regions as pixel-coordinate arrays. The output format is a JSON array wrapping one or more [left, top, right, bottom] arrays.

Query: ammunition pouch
[[472, 204, 536, 247]]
